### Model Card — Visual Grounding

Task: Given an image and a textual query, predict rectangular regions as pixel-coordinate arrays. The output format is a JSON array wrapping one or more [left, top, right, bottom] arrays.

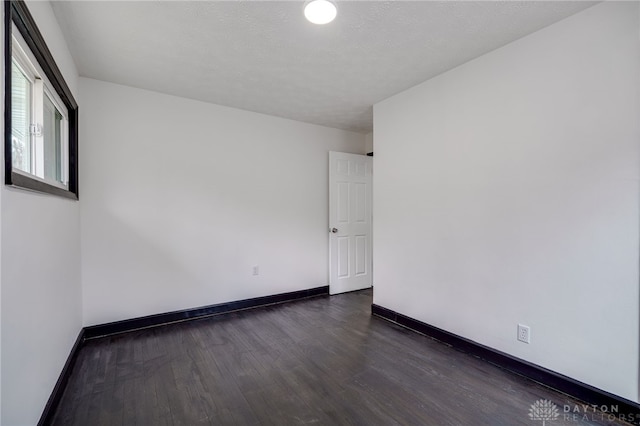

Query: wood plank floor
[[51, 289, 628, 425]]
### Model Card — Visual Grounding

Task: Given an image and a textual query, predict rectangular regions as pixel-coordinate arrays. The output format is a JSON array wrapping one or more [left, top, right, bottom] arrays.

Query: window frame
[[4, 0, 78, 199]]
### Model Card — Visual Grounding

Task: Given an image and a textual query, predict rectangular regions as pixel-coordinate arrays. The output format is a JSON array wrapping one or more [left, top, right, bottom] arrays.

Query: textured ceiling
[[51, 1, 596, 133]]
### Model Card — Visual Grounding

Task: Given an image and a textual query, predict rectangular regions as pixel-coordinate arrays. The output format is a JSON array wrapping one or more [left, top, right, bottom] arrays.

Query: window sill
[[9, 170, 77, 200]]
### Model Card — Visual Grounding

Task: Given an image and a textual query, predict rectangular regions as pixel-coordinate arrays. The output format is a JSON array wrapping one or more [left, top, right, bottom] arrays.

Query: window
[[11, 30, 69, 188], [4, 0, 78, 199]]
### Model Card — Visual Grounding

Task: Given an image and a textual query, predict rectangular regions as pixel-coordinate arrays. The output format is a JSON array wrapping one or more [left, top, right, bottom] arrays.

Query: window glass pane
[[11, 60, 31, 173], [43, 94, 63, 183]]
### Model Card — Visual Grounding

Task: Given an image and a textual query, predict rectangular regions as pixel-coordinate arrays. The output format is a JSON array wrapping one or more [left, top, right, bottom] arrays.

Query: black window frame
[[4, 0, 78, 199]]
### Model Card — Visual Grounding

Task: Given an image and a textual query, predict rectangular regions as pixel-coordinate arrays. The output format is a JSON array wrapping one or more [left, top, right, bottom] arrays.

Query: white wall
[[80, 78, 366, 326], [373, 1, 639, 402], [0, 1, 82, 425]]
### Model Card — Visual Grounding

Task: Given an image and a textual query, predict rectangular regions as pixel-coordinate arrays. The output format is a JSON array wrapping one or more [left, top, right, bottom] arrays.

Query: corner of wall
[[365, 132, 373, 153]]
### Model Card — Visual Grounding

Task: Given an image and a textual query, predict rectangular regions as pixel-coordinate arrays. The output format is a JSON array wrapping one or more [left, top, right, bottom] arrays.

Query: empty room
[[1, 0, 639, 425]]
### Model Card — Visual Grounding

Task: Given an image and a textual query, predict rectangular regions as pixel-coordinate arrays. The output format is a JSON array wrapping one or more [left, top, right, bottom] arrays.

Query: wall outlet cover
[[517, 324, 530, 344]]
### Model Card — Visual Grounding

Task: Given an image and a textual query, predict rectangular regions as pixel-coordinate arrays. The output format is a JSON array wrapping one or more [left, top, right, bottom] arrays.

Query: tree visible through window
[[11, 60, 31, 173]]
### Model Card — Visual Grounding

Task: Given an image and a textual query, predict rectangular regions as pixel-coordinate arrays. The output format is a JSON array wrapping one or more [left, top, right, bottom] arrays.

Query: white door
[[329, 152, 372, 295]]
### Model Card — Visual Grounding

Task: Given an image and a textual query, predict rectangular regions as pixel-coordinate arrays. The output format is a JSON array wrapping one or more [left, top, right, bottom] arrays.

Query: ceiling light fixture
[[304, 0, 337, 25]]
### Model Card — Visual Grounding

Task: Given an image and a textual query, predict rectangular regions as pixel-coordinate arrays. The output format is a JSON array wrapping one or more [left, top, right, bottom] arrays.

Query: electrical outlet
[[252, 265, 259, 276], [517, 324, 530, 344]]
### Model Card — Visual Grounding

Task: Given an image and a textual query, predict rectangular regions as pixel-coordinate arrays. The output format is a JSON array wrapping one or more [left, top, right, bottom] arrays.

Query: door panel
[[329, 151, 372, 295]]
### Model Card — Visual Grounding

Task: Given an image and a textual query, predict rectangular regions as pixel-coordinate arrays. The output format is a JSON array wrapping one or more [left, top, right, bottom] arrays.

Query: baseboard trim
[[371, 304, 640, 425], [84, 286, 329, 339], [37, 329, 85, 426]]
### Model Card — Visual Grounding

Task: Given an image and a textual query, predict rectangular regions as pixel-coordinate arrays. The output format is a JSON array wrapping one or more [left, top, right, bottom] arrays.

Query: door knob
[[331, 228, 338, 233]]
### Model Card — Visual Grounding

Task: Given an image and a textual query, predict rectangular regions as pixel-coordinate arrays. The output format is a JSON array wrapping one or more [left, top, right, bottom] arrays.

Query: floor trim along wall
[[371, 304, 640, 426], [38, 286, 329, 424], [84, 285, 330, 339], [37, 329, 86, 426]]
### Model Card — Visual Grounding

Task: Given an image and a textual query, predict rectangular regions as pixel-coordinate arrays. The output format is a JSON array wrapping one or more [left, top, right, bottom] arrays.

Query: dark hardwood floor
[[51, 289, 628, 425]]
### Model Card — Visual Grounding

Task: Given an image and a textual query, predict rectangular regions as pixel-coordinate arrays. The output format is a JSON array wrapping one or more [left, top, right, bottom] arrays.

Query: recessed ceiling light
[[304, 0, 337, 25]]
